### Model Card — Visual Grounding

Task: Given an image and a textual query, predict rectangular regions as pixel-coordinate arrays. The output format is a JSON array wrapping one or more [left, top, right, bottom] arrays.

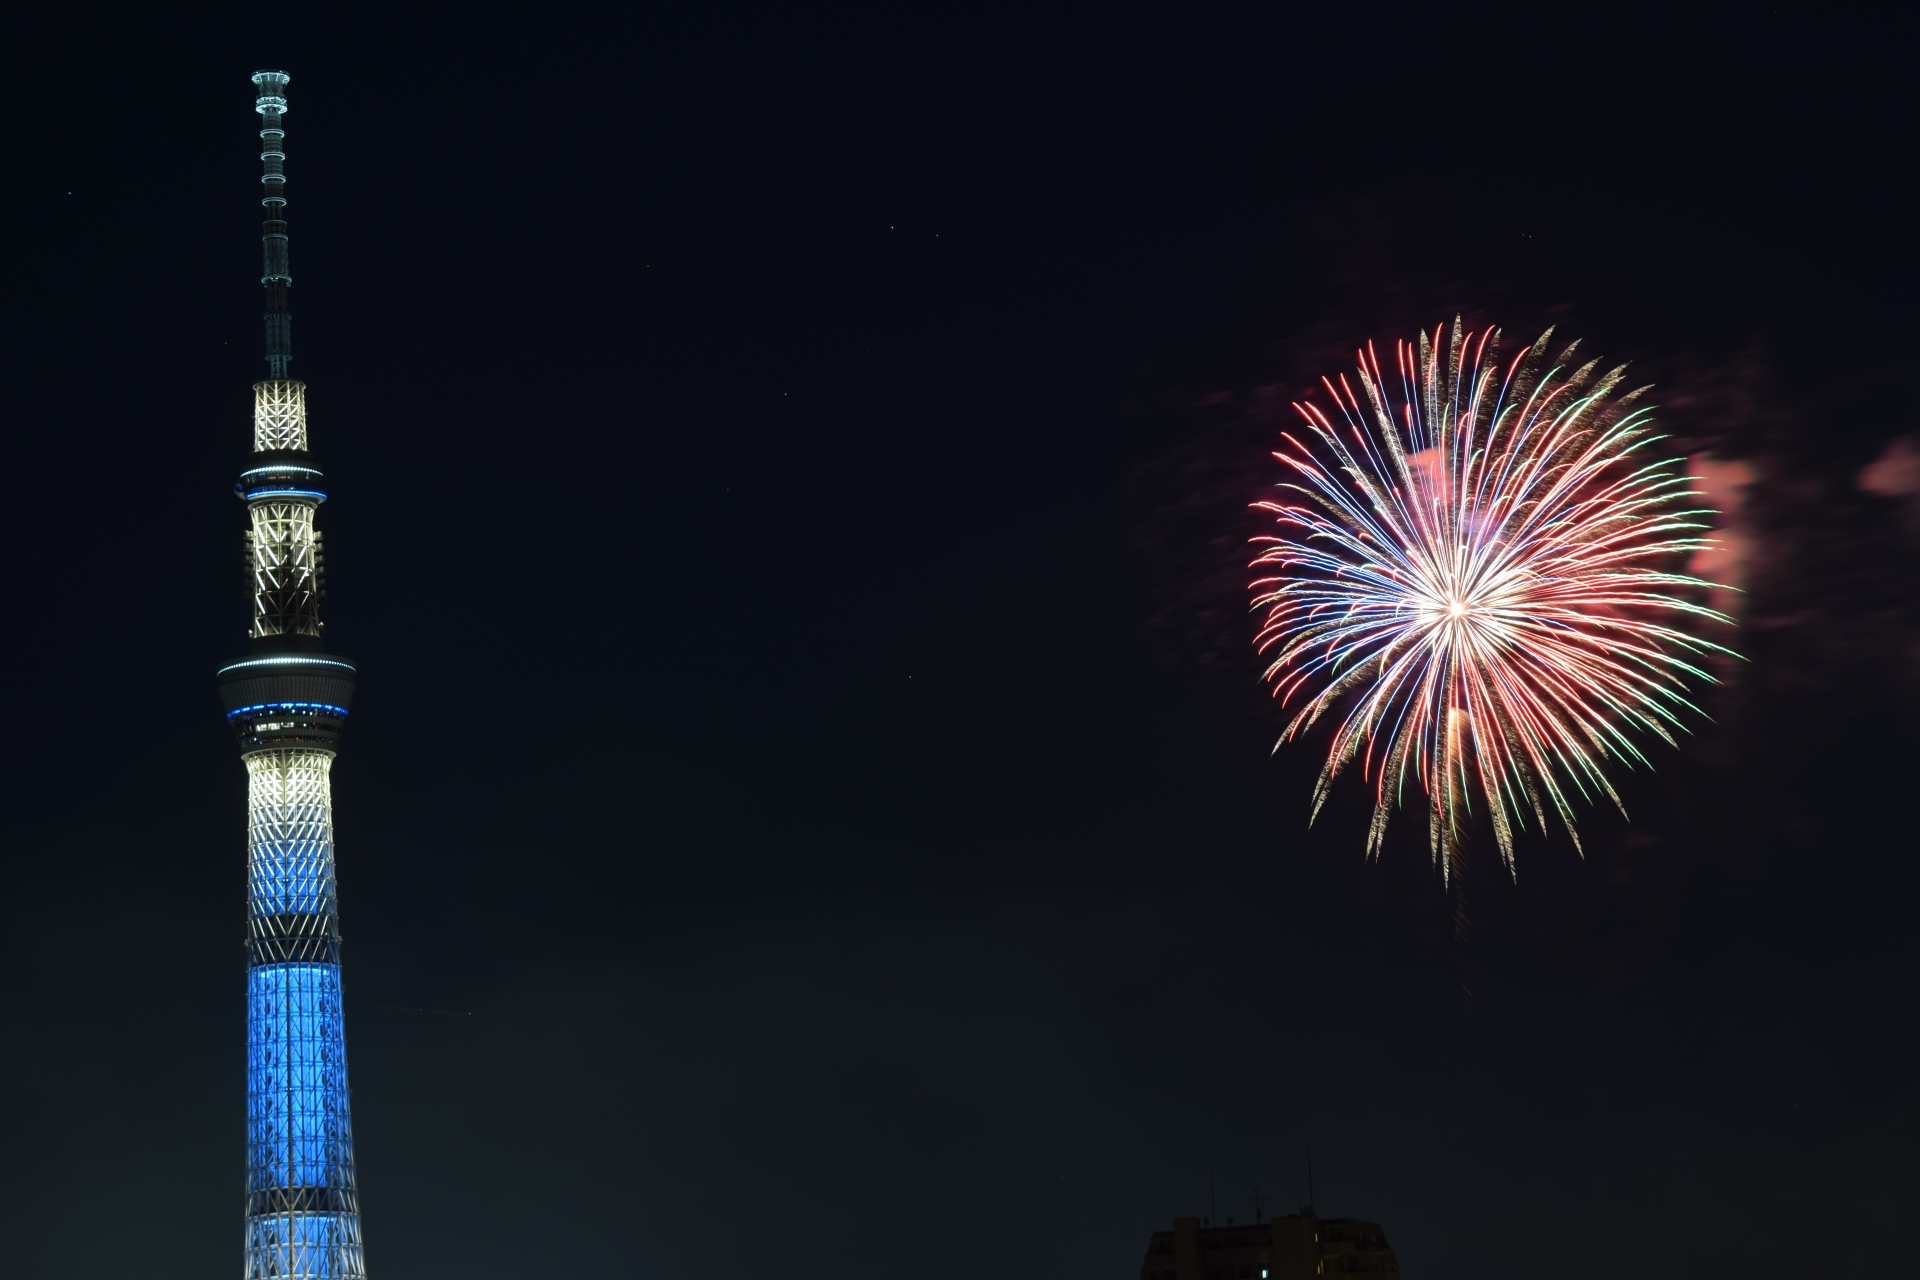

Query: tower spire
[[220, 69, 369, 1280], [253, 70, 293, 377]]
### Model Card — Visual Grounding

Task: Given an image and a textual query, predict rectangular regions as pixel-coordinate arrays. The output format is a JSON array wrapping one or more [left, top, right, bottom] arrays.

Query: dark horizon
[[2, 12, 1915, 1279]]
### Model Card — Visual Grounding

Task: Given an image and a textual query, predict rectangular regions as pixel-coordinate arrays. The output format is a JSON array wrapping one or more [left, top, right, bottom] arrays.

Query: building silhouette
[[1139, 1208, 1399, 1279]]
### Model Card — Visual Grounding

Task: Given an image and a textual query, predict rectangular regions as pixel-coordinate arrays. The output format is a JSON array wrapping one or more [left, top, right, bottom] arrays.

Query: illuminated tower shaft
[[215, 69, 369, 1280]]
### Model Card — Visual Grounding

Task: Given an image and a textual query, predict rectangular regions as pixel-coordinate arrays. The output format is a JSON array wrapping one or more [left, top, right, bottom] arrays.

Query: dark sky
[[3, 9, 1917, 1279]]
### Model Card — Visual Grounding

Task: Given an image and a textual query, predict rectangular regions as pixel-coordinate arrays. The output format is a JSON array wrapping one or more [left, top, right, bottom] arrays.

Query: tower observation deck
[[216, 70, 369, 1280]]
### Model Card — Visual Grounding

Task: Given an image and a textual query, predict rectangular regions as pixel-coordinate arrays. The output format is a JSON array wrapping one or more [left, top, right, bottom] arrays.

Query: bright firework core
[[1250, 320, 1736, 878]]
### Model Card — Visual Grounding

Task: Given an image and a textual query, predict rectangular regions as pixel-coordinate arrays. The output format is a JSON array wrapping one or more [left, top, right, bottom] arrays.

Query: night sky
[[3, 11, 1917, 1279]]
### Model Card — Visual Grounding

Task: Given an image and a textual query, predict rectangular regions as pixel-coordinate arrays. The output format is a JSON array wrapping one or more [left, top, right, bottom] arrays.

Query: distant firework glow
[[1251, 322, 1735, 878]]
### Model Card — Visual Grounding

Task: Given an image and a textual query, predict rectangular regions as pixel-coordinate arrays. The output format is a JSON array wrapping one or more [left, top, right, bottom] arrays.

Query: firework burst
[[1251, 321, 1735, 878]]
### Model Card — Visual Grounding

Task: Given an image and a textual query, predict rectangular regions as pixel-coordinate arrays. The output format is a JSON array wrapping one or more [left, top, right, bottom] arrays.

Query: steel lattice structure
[[215, 70, 370, 1280], [247, 500, 324, 639], [255, 380, 309, 451]]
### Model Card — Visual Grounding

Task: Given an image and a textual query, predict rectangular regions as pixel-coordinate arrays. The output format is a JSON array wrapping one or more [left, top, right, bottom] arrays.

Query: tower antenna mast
[[219, 69, 371, 1280]]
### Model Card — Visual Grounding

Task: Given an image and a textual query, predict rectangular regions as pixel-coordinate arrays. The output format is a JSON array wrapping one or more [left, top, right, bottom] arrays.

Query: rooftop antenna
[[1209, 1164, 1217, 1227], [1307, 1147, 1316, 1214], [1250, 1187, 1268, 1223]]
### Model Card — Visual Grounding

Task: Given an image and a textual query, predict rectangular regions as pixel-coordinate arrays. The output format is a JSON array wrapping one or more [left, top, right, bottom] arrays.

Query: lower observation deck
[[218, 652, 357, 752]]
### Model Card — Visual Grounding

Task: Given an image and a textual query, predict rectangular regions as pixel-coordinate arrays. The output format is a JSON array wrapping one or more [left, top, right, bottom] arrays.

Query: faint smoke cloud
[[1859, 435, 1920, 498], [1687, 453, 1756, 612], [1859, 435, 1920, 551]]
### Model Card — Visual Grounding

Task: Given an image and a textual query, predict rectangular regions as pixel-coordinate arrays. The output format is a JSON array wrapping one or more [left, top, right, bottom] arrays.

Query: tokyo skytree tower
[[214, 70, 369, 1280]]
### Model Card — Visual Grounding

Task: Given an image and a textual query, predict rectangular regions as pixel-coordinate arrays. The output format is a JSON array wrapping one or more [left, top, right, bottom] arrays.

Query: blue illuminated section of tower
[[215, 70, 370, 1280]]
